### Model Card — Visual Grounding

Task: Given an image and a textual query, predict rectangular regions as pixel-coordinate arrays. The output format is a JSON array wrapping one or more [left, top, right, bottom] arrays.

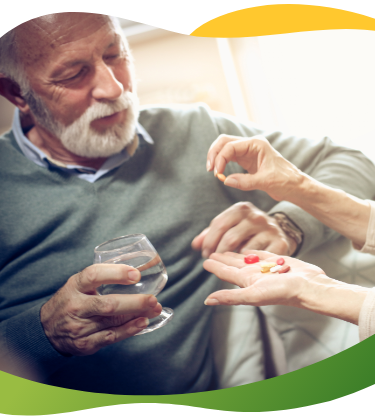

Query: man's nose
[[91, 63, 124, 101]]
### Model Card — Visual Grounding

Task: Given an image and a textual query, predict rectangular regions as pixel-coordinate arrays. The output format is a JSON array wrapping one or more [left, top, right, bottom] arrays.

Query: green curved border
[[1, 334, 375, 415], [2, 4, 375, 416]]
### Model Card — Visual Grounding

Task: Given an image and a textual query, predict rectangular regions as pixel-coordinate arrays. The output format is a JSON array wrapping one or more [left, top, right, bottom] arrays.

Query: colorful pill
[[260, 262, 277, 273], [217, 173, 226, 182], [261, 262, 277, 268], [278, 265, 291, 274], [244, 254, 260, 264], [277, 258, 285, 265]]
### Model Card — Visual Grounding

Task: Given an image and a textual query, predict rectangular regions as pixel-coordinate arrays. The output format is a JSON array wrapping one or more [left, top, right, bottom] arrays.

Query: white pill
[[270, 265, 282, 273]]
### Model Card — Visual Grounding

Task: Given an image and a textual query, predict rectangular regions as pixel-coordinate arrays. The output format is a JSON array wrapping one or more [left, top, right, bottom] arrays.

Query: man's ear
[[0, 75, 30, 114]]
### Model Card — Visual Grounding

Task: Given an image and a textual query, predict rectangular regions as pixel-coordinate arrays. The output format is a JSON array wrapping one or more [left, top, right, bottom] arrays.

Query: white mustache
[[74, 91, 134, 126]]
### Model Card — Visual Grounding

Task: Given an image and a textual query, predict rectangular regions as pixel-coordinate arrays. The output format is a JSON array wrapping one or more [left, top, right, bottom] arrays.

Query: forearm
[[297, 275, 369, 325], [288, 173, 371, 248], [213, 112, 375, 253], [0, 302, 70, 380]]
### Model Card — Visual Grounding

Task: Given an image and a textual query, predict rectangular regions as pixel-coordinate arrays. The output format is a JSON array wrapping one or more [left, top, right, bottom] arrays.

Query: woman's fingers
[[204, 287, 260, 306], [223, 173, 260, 191], [208, 252, 246, 268], [203, 259, 243, 286], [207, 134, 240, 171], [204, 275, 297, 307], [208, 135, 269, 175]]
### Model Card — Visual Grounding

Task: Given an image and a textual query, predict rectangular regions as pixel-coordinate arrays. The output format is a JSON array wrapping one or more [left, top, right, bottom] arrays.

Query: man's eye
[[68, 69, 84, 80], [60, 68, 85, 83], [105, 54, 120, 60]]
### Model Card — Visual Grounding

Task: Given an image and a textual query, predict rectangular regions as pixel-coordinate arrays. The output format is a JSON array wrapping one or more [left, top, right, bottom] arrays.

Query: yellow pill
[[261, 262, 277, 268], [217, 173, 226, 182], [260, 262, 277, 273]]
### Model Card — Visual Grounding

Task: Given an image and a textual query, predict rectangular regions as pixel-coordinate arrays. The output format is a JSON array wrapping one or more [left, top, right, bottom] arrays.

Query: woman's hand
[[206, 134, 371, 249], [206, 134, 305, 202], [203, 250, 324, 308], [203, 250, 368, 325]]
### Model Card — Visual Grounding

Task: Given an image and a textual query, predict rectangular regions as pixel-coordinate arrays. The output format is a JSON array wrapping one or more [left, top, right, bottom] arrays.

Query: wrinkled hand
[[40, 264, 162, 356], [203, 250, 325, 307], [206, 134, 304, 202], [191, 201, 297, 258]]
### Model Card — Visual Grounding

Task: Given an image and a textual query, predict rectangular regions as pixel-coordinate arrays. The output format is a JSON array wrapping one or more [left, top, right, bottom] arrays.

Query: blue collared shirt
[[12, 108, 153, 183]]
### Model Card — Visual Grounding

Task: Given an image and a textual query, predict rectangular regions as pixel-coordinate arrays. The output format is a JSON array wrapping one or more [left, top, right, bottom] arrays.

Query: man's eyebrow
[[50, 38, 121, 78]]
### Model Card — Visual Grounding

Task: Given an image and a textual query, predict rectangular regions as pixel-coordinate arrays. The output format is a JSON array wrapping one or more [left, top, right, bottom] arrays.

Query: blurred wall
[[0, 95, 14, 135], [132, 32, 234, 116]]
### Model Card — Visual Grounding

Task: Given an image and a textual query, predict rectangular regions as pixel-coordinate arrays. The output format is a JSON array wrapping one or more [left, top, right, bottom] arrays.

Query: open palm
[[203, 251, 325, 307]]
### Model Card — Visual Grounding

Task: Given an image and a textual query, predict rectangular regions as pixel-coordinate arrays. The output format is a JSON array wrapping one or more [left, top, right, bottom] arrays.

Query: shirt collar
[[12, 108, 153, 182]]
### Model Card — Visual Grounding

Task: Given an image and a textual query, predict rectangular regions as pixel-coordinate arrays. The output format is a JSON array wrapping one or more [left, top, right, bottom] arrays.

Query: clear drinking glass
[[94, 234, 173, 335]]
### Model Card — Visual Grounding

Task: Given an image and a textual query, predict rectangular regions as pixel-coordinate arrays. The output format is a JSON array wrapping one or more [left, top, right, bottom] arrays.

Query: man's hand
[[206, 134, 305, 202], [191, 202, 297, 258], [40, 264, 162, 356]]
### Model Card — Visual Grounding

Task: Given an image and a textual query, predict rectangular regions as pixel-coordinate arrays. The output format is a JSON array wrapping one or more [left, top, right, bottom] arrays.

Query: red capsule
[[244, 254, 260, 264], [277, 258, 285, 265], [278, 264, 290, 274]]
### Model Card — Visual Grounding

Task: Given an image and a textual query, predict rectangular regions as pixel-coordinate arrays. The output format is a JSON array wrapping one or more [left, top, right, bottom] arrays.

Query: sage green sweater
[[1, 104, 375, 394]]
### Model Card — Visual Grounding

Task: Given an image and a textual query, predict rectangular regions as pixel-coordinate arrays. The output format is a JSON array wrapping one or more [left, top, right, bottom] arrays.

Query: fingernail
[[202, 250, 209, 259], [148, 296, 157, 307], [154, 302, 162, 312], [206, 159, 212, 171], [204, 298, 220, 306], [214, 167, 217, 177], [128, 270, 140, 283], [136, 317, 149, 328], [224, 178, 239, 188]]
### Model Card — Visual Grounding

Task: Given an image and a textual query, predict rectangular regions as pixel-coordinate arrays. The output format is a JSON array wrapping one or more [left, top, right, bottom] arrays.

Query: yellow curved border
[[190, 4, 375, 37]]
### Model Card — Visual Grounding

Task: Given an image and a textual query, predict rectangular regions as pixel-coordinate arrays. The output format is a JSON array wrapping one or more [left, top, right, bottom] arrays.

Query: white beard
[[26, 89, 139, 158]]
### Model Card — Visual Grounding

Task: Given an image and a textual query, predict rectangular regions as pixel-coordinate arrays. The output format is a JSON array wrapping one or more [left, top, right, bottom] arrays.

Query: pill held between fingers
[[278, 265, 291, 274], [217, 173, 226, 182], [277, 258, 285, 266], [244, 254, 260, 264]]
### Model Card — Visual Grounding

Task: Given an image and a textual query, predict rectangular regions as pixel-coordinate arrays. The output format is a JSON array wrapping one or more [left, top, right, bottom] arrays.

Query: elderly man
[[0, 13, 374, 395]]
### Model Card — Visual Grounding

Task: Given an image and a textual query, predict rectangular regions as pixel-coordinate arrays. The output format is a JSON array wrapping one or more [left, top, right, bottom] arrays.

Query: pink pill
[[244, 254, 260, 264], [278, 265, 290, 274], [277, 258, 285, 265]]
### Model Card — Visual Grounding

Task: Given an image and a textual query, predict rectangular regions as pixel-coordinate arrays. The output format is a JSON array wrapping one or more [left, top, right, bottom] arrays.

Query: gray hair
[[0, 14, 128, 97], [0, 27, 31, 95], [0, 27, 56, 129]]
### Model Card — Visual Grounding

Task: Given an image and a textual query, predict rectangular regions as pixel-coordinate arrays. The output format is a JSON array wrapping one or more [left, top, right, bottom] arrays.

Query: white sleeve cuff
[[358, 287, 375, 341], [352, 200, 375, 255]]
